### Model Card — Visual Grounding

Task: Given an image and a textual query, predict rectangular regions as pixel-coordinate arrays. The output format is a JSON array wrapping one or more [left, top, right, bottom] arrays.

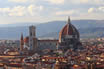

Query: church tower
[[29, 26, 37, 52], [20, 33, 24, 51]]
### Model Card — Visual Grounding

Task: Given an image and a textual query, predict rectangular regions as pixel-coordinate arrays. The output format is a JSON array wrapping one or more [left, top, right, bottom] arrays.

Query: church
[[58, 17, 82, 51], [20, 17, 82, 53]]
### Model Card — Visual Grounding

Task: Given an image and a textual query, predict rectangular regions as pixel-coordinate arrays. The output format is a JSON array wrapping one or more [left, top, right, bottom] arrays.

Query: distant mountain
[[0, 22, 39, 27], [37, 20, 104, 38], [41, 27, 104, 39], [0, 20, 104, 39]]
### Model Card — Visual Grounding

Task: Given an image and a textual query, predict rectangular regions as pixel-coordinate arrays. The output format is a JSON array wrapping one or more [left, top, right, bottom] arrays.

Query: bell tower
[[29, 26, 37, 52], [20, 33, 24, 51]]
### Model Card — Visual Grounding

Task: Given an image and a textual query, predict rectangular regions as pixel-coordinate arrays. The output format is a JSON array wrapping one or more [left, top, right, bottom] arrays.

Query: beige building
[[37, 39, 58, 50]]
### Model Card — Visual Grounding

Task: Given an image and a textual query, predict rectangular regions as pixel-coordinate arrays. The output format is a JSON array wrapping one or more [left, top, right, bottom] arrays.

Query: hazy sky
[[0, 0, 104, 24]]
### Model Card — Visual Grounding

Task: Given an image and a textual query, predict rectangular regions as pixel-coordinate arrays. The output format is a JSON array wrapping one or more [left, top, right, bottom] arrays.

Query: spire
[[20, 33, 24, 51], [21, 33, 23, 40], [67, 16, 71, 34], [68, 16, 71, 24]]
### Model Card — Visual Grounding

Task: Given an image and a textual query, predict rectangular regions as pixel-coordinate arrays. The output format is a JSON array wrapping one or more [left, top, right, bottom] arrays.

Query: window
[[44, 43, 46, 45], [50, 43, 52, 45], [30, 32, 32, 36]]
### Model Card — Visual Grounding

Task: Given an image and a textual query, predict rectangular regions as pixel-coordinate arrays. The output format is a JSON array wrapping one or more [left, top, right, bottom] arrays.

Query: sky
[[0, 0, 104, 24]]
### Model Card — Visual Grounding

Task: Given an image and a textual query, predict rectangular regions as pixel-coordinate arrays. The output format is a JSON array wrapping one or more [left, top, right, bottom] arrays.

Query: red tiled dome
[[59, 17, 79, 42]]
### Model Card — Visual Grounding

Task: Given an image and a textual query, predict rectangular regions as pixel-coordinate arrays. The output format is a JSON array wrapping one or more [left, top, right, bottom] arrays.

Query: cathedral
[[20, 17, 82, 53], [58, 17, 82, 51]]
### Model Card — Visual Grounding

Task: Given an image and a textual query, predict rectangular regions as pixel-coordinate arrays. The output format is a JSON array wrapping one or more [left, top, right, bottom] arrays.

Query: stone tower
[[20, 33, 24, 51], [29, 26, 37, 52]]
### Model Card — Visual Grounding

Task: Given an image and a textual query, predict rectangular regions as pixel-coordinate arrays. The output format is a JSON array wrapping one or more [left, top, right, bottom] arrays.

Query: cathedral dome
[[59, 17, 79, 42]]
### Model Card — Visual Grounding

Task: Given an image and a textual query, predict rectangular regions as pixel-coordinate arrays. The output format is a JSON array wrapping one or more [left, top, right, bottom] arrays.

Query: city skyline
[[0, 0, 104, 69], [0, 0, 104, 24]]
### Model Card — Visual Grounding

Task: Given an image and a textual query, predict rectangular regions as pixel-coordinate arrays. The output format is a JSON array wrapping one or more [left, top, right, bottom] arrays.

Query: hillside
[[0, 20, 104, 39]]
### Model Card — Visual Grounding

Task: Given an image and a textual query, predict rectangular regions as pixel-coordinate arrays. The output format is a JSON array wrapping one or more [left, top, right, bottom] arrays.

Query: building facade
[[29, 26, 38, 51], [37, 39, 58, 50], [20, 26, 58, 53], [20, 17, 82, 53], [20, 33, 24, 51], [58, 17, 82, 51]]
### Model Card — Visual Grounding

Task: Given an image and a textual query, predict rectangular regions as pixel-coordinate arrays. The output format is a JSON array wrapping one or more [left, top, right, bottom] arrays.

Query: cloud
[[70, 0, 104, 5], [88, 6, 104, 13], [45, 0, 65, 4], [8, 0, 35, 3], [71, 0, 89, 4], [0, 8, 10, 13], [0, 6, 26, 16], [86, 0, 104, 5], [98, 7, 104, 12], [8, 6, 26, 16], [88, 8, 95, 13], [8, 0, 28, 3], [0, 5, 44, 16], [79, 0, 89, 3], [7, 0, 104, 5], [28, 5, 44, 16], [0, 0, 104, 24], [94, 0, 104, 5], [55, 10, 78, 16]]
